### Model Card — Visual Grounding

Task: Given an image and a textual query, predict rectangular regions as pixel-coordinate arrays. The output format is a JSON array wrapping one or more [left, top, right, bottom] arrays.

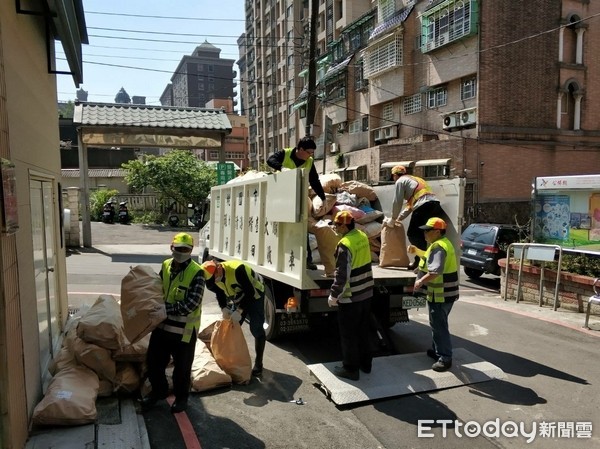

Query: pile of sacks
[[32, 265, 250, 426], [308, 173, 409, 274]]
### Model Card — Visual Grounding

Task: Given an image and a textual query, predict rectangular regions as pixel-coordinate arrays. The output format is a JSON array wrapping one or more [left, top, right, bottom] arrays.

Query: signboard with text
[[216, 162, 236, 185]]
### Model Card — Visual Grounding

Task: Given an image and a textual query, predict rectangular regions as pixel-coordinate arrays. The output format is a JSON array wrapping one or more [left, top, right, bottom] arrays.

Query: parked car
[[460, 223, 522, 278]]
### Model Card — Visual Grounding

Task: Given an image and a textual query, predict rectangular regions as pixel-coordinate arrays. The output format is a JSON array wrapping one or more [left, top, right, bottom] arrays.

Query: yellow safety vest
[[162, 259, 204, 343], [282, 147, 314, 171], [423, 237, 459, 303], [338, 229, 374, 300], [405, 175, 432, 208], [215, 260, 264, 300]]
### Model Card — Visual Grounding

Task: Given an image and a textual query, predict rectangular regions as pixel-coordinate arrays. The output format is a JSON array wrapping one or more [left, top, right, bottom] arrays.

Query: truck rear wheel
[[263, 285, 281, 341]]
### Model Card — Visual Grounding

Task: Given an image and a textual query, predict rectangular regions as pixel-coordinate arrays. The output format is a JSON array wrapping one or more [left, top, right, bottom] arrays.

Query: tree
[[115, 87, 131, 104], [122, 150, 217, 210]]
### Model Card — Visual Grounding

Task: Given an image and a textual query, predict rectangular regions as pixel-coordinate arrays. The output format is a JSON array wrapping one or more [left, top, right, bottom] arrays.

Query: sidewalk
[[25, 223, 600, 448]]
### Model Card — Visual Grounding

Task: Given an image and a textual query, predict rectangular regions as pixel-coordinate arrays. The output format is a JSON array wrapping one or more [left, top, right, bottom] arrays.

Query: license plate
[[402, 296, 426, 309], [467, 249, 477, 255]]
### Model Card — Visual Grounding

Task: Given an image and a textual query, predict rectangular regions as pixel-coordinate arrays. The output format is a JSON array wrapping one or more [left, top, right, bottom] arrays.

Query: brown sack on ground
[[210, 319, 252, 385], [114, 362, 142, 394], [120, 265, 164, 344], [48, 346, 77, 376], [72, 336, 116, 382], [76, 294, 125, 350], [191, 339, 232, 392], [113, 334, 150, 362], [32, 365, 99, 426], [379, 222, 410, 268]]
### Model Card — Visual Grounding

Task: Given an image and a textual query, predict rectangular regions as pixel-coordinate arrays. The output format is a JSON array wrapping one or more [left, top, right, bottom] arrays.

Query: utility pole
[[305, 0, 319, 137]]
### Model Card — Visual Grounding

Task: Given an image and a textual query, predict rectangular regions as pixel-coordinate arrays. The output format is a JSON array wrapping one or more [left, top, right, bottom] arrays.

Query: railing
[[114, 194, 188, 215], [503, 243, 563, 310]]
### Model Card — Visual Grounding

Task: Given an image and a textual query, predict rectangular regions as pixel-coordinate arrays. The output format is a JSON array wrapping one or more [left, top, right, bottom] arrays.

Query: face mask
[[172, 251, 191, 263]]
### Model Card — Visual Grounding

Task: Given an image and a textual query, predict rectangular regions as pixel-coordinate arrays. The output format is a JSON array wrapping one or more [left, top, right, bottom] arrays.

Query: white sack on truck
[[311, 193, 337, 218], [191, 339, 232, 392], [76, 294, 125, 351], [210, 319, 252, 385], [32, 365, 99, 426], [120, 265, 164, 344]]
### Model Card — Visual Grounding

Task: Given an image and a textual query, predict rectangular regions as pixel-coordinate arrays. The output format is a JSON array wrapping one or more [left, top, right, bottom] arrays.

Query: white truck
[[199, 169, 465, 340]]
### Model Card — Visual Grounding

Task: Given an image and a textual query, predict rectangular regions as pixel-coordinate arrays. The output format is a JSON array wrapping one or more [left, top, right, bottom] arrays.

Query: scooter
[[118, 201, 130, 224], [167, 202, 179, 227], [101, 201, 115, 224]]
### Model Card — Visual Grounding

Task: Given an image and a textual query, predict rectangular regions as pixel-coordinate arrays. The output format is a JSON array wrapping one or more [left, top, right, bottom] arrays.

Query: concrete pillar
[[575, 28, 585, 64], [574, 93, 583, 130], [65, 187, 80, 247]]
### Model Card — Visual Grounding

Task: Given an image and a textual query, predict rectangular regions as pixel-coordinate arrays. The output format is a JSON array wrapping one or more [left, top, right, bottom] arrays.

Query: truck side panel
[[209, 169, 320, 290]]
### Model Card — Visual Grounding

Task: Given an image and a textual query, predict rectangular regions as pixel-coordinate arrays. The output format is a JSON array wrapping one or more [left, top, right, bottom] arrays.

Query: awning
[[333, 167, 346, 173], [369, 4, 414, 41], [415, 158, 451, 167], [380, 161, 414, 169], [345, 166, 360, 171], [319, 55, 353, 85]]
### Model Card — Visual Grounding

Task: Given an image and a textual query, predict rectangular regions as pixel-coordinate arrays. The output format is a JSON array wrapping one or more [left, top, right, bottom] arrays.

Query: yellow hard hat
[[201, 260, 218, 278], [172, 232, 194, 248], [391, 165, 406, 175]]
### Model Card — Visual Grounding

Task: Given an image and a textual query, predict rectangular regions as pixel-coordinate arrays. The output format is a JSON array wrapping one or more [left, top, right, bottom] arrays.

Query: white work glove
[[221, 307, 232, 319], [327, 295, 338, 307], [230, 309, 242, 323], [149, 304, 167, 322], [382, 217, 394, 228]]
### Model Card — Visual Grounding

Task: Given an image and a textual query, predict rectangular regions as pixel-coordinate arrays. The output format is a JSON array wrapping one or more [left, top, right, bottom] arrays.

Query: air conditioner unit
[[374, 129, 383, 141], [337, 122, 347, 132], [382, 125, 397, 139], [330, 143, 338, 154], [442, 113, 457, 130], [458, 108, 477, 127]]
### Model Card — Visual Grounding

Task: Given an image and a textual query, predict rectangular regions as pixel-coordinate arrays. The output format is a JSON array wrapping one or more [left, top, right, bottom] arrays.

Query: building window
[[198, 64, 204, 72], [209, 151, 219, 159], [362, 116, 369, 131], [354, 60, 368, 90], [427, 87, 447, 108], [422, 0, 473, 52], [364, 35, 403, 78], [382, 103, 394, 123], [378, 0, 396, 22], [403, 93, 422, 115], [349, 119, 361, 133], [461, 76, 477, 100], [208, 65, 214, 72]]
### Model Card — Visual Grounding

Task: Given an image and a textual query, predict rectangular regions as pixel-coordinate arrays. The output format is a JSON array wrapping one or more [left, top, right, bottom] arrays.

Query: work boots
[[252, 336, 266, 376]]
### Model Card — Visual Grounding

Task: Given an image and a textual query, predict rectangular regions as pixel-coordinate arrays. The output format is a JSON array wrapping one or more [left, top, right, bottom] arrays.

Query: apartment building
[[160, 41, 237, 109], [241, 0, 600, 224]]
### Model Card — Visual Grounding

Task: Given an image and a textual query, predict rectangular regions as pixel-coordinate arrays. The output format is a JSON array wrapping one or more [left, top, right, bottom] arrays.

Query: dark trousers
[[407, 201, 449, 250], [337, 298, 373, 372], [240, 295, 266, 340], [146, 327, 197, 402]]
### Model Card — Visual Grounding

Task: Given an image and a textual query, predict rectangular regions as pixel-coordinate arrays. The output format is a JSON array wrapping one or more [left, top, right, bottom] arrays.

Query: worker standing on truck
[[412, 217, 459, 372], [391, 165, 449, 270], [327, 211, 374, 381], [266, 136, 327, 270], [202, 259, 267, 377], [142, 232, 206, 414]]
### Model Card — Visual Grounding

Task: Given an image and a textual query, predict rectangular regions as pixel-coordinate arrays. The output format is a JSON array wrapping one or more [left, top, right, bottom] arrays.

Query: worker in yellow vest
[[412, 218, 459, 372], [327, 211, 374, 381], [267, 136, 326, 270], [142, 232, 208, 414], [391, 165, 449, 270], [202, 259, 267, 377]]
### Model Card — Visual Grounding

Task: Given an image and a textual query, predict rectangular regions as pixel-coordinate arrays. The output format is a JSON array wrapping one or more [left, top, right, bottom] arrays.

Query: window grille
[[403, 94, 422, 115], [422, 0, 472, 52], [364, 35, 403, 78], [460, 77, 477, 100]]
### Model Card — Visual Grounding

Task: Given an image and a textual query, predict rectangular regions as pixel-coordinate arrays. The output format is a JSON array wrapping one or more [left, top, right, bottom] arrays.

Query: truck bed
[[307, 263, 416, 288]]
